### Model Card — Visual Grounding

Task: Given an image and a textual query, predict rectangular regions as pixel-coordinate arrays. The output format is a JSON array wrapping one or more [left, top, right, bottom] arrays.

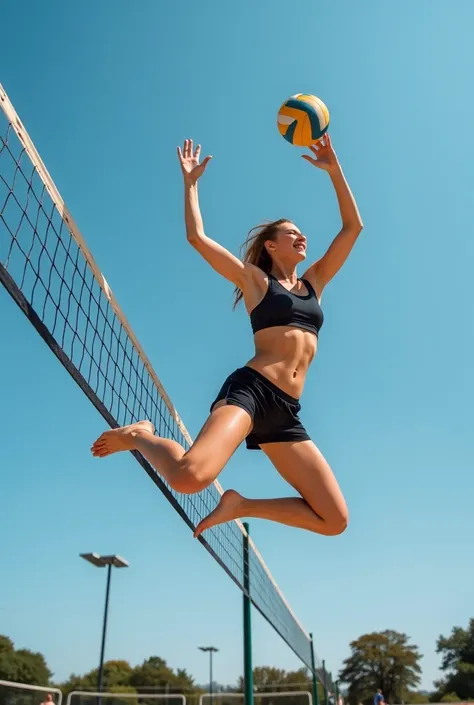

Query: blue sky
[[1, 0, 474, 693]]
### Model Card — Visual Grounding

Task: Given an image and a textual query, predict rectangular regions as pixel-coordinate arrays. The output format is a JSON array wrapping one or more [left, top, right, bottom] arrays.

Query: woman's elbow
[[186, 230, 204, 245]]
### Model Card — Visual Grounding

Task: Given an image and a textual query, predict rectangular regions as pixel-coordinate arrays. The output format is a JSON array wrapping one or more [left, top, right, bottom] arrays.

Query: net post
[[243, 522, 254, 705], [335, 681, 339, 705], [309, 633, 320, 705], [322, 661, 328, 705]]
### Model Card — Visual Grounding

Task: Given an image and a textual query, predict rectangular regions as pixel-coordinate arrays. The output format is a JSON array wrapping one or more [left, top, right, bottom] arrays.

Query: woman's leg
[[193, 440, 348, 537], [90, 402, 253, 495]]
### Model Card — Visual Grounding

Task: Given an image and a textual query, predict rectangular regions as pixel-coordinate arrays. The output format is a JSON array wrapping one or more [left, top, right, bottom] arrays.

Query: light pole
[[80, 553, 129, 693], [199, 646, 218, 705]]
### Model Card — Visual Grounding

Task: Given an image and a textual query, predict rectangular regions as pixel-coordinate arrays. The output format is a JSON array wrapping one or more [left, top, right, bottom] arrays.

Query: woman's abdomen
[[246, 326, 317, 397]]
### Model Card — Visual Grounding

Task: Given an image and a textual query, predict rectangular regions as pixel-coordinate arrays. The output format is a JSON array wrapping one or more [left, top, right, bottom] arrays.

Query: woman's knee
[[171, 454, 215, 495]]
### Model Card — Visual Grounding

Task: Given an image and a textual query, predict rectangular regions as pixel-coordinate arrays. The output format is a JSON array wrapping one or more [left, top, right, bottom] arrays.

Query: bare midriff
[[245, 326, 317, 398]]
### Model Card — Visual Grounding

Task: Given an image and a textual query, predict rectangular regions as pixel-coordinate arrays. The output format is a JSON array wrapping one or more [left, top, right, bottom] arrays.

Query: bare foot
[[91, 420, 155, 458], [193, 489, 245, 538]]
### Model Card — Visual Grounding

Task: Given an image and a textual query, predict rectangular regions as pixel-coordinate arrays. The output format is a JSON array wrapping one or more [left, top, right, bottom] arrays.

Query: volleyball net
[[0, 84, 334, 692]]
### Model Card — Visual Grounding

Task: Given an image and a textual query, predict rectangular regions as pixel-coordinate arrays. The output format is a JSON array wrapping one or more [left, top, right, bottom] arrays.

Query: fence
[[0, 680, 63, 705], [66, 692, 186, 705], [198, 692, 312, 705]]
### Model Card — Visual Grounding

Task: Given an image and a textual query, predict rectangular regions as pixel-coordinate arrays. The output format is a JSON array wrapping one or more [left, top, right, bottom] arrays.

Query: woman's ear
[[265, 239, 276, 253]]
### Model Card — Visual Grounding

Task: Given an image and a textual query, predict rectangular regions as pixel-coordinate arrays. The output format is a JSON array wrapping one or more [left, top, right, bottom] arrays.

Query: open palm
[[302, 133, 339, 172], [177, 139, 212, 184]]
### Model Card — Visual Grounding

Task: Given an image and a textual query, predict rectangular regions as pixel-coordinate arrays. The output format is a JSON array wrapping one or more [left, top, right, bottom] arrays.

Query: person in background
[[374, 689, 386, 705]]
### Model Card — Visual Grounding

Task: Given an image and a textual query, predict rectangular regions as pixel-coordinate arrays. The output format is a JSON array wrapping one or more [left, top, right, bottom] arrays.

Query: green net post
[[309, 633, 320, 705], [322, 660, 328, 705], [243, 522, 254, 705]]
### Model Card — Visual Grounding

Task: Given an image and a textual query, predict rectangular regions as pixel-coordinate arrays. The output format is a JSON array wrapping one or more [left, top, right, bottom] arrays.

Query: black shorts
[[210, 366, 310, 450]]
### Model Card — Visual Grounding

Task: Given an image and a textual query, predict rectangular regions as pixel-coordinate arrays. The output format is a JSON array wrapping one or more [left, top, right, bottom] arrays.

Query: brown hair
[[233, 218, 290, 308]]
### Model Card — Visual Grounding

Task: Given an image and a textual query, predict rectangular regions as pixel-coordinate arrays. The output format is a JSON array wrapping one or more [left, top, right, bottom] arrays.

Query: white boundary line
[[0, 82, 310, 643]]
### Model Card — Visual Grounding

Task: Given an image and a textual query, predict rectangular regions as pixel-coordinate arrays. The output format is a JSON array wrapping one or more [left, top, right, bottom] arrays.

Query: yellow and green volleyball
[[277, 93, 330, 147]]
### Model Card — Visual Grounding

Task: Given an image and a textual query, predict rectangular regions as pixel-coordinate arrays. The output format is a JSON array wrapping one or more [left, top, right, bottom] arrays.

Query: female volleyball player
[[91, 136, 363, 538]]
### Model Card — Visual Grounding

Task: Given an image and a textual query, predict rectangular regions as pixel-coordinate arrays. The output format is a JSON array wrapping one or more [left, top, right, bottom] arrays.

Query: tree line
[[2, 618, 474, 705], [339, 620, 474, 704]]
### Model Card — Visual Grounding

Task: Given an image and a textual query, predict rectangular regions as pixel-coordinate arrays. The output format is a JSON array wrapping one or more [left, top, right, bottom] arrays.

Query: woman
[[91, 135, 363, 538]]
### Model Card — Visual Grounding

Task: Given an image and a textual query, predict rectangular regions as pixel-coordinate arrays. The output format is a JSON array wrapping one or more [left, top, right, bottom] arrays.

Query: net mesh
[[0, 84, 332, 687]]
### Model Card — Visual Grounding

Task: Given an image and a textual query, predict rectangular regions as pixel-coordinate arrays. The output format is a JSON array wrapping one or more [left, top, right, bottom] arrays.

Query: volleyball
[[277, 93, 330, 147]]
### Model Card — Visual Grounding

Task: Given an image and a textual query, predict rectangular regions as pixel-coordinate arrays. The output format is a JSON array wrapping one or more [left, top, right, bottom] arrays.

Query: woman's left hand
[[302, 133, 339, 173]]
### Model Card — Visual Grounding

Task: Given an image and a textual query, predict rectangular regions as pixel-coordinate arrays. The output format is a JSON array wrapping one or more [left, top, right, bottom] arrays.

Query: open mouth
[[294, 243, 306, 252]]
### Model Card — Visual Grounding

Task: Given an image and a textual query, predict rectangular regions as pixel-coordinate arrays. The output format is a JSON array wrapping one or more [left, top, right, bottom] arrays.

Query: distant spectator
[[40, 693, 54, 705], [374, 690, 385, 705]]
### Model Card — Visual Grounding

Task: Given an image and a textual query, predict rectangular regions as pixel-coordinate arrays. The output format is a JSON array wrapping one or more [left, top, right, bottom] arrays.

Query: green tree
[[282, 668, 312, 690], [237, 666, 313, 692], [60, 660, 133, 696], [130, 657, 176, 690], [404, 691, 429, 704], [0, 635, 52, 687], [0, 637, 15, 655], [172, 668, 196, 693], [440, 694, 461, 703], [130, 656, 196, 705], [130, 656, 195, 692], [61, 656, 197, 701], [103, 685, 139, 705], [236, 667, 322, 705], [238, 667, 286, 692], [338, 630, 422, 705], [435, 618, 474, 700]]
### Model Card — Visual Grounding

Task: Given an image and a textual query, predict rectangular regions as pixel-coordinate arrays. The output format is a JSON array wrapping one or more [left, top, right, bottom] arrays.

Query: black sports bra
[[250, 273, 324, 336]]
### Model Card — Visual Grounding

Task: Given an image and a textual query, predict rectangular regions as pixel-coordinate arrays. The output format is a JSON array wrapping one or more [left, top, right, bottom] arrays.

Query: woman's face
[[267, 222, 307, 263]]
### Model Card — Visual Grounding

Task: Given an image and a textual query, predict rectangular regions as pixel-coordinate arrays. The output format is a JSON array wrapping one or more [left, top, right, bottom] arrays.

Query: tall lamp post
[[80, 553, 129, 693], [199, 646, 218, 705]]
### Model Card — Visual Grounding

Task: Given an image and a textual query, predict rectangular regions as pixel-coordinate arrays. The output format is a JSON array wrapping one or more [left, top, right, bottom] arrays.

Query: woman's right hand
[[177, 139, 212, 185]]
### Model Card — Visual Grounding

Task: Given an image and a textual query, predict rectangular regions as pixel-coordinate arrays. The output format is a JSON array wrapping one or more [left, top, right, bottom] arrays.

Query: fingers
[[310, 133, 330, 152], [180, 139, 189, 158], [201, 155, 213, 171], [302, 154, 318, 166], [178, 139, 204, 161], [177, 146, 183, 162], [184, 138, 192, 157]]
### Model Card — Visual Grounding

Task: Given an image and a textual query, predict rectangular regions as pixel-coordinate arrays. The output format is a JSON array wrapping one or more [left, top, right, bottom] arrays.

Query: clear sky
[[1, 0, 474, 693]]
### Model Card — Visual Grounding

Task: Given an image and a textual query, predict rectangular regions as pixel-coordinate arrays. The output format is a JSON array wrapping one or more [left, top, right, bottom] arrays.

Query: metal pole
[[309, 634, 320, 705], [210, 650, 213, 705], [243, 523, 254, 705], [322, 660, 328, 705], [98, 563, 112, 693]]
